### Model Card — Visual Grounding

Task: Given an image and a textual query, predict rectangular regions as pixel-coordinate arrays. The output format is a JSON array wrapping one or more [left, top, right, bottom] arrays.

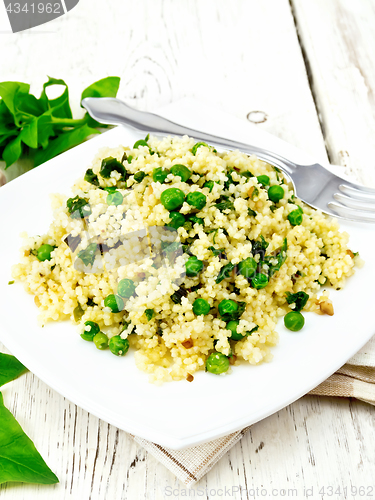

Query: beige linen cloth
[[132, 335, 375, 486]]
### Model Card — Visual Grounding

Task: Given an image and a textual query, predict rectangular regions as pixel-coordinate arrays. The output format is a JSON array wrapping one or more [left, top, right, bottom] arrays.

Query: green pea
[[225, 320, 244, 341], [167, 211, 185, 229], [100, 157, 126, 179], [238, 257, 257, 278], [257, 175, 270, 187], [134, 171, 146, 183], [160, 188, 185, 210], [93, 332, 109, 350], [288, 207, 303, 226], [193, 298, 211, 315], [186, 191, 207, 210], [117, 279, 136, 298], [268, 185, 284, 203], [203, 181, 214, 192], [109, 335, 130, 356], [284, 311, 305, 331], [218, 299, 238, 317], [37, 244, 55, 262], [80, 321, 100, 341], [171, 164, 192, 182], [191, 142, 209, 155], [251, 273, 269, 289], [186, 255, 204, 277], [106, 191, 123, 206], [206, 352, 230, 374], [153, 167, 170, 184], [133, 139, 149, 149], [104, 294, 124, 313]]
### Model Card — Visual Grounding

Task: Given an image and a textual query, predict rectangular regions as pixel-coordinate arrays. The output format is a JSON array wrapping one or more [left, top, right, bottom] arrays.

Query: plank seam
[[288, 0, 332, 162]]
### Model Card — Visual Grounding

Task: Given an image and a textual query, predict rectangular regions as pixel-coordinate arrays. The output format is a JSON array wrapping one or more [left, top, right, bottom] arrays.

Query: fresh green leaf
[[0, 76, 121, 170], [0, 82, 30, 123], [81, 77, 120, 100], [15, 92, 45, 118], [0, 100, 16, 130], [39, 76, 72, 119], [0, 392, 59, 485], [34, 124, 99, 166], [3, 136, 22, 168], [19, 118, 38, 148], [0, 353, 28, 387], [81, 77, 120, 128]]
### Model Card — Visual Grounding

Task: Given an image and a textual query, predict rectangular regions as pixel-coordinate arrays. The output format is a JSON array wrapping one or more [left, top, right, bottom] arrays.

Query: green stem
[[50, 115, 88, 127]]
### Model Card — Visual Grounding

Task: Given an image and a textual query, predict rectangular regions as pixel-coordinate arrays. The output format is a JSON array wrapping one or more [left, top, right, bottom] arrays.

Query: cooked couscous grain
[[12, 135, 359, 383]]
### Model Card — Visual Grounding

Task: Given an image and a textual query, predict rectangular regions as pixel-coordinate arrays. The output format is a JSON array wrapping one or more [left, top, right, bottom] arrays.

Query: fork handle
[[81, 97, 298, 175]]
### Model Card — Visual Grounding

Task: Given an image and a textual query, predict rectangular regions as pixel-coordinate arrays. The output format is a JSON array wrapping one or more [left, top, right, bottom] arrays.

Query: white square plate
[[0, 120, 374, 450]]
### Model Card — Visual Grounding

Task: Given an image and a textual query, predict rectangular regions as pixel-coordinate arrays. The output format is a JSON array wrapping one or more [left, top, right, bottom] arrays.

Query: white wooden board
[[1, 0, 374, 498]]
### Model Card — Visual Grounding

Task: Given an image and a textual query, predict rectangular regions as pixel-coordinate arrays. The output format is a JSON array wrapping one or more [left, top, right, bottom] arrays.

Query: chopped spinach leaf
[[216, 263, 235, 284], [285, 291, 309, 312], [66, 196, 91, 219], [145, 309, 155, 321], [262, 238, 288, 277], [170, 286, 188, 304], [77, 243, 98, 267], [247, 208, 257, 217]]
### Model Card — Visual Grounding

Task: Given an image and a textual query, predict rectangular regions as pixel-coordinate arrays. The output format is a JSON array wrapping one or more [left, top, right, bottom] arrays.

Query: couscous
[[12, 136, 361, 383]]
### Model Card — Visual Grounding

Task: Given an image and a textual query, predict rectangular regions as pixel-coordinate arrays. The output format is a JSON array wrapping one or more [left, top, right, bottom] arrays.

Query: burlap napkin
[[132, 335, 375, 487]]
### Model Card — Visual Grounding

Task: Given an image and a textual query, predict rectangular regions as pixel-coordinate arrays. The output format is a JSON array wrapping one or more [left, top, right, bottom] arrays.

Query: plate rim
[[1, 125, 374, 449]]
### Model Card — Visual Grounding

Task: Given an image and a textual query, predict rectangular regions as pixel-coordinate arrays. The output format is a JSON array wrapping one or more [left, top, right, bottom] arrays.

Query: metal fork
[[82, 97, 375, 223]]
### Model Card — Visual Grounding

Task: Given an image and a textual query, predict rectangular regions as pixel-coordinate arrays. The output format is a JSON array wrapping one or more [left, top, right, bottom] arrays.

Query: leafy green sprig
[[0, 76, 120, 169], [0, 352, 59, 485]]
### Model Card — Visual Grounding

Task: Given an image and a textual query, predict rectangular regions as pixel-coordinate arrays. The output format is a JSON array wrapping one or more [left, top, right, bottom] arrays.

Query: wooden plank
[[291, 0, 375, 187], [0, 0, 328, 187], [2, 348, 374, 499]]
